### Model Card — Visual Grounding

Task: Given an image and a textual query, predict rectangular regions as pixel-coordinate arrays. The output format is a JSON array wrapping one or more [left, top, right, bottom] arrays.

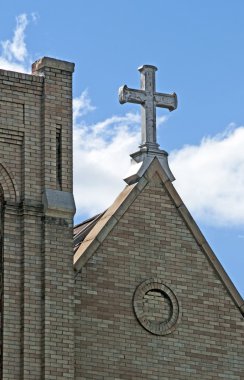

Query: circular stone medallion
[[133, 278, 180, 335]]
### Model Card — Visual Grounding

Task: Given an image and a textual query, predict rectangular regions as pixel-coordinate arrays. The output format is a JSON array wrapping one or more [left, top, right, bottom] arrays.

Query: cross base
[[131, 147, 168, 162], [124, 147, 175, 185], [139, 142, 160, 152]]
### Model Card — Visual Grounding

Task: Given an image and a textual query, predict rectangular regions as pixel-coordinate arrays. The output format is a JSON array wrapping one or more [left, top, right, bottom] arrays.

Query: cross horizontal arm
[[119, 85, 146, 105], [154, 92, 178, 111]]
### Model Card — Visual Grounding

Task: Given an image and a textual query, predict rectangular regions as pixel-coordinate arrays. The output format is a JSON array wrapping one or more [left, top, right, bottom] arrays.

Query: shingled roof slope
[[74, 212, 105, 252]]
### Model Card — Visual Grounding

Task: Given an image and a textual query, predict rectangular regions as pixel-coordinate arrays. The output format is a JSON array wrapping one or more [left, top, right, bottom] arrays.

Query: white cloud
[[73, 90, 96, 120], [2, 16, 243, 227], [73, 91, 168, 218], [170, 126, 244, 226], [73, 94, 139, 217], [73, 93, 244, 228], [0, 14, 31, 72], [31, 13, 39, 24]]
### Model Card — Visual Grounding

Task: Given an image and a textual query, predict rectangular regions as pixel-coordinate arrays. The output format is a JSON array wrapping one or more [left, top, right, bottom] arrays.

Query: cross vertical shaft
[[139, 65, 157, 149]]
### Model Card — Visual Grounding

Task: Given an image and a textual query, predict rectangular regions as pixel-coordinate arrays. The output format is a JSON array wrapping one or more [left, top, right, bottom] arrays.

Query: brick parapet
[[0, 67, 44, 83], [32, 57, 74, 193], [0, 57, 75, 379], [32, 56, 75, 74]]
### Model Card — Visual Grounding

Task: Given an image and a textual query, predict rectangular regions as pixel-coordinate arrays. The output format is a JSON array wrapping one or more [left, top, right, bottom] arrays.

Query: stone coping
[[32, 56, 75, 73]]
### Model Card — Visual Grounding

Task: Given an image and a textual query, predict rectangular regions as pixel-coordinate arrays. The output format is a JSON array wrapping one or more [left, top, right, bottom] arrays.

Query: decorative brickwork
[[133, 278, 180, 335]]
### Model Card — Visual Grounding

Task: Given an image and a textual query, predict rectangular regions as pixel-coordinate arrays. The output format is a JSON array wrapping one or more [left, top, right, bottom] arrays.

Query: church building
[[0, 57, 243, 379]]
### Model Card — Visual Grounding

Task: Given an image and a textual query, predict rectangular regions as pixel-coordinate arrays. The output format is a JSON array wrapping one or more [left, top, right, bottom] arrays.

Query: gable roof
[[73, 157, 244, 316], [74, 212, 105, 252]]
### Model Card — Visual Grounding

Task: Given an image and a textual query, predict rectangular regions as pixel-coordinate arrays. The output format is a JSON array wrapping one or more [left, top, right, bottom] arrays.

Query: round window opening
[[133, 279, 180, 335]]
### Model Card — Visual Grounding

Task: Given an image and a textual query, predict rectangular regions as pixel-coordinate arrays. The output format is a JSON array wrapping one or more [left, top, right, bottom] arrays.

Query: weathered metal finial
[[119, 65, 178, 185], [119, 64, 177, 151]]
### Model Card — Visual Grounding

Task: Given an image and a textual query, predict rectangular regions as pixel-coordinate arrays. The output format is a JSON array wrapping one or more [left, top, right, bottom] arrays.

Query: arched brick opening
[[0, 163, 18, 203]]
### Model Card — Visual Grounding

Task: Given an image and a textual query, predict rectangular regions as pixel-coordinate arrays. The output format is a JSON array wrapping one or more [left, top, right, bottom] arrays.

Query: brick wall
[[1, 57, 242, 380], [0, 185, 3, 379], [74, 172, 244, 379], [0, 58, 75, 379]]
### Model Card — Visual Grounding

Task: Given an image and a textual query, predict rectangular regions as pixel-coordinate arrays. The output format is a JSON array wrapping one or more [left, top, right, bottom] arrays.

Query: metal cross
[[119, 65, 177, 151]]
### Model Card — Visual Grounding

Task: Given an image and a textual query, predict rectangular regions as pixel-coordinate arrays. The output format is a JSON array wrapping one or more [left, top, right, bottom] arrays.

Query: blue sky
[[1, 1, 243, 297]]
